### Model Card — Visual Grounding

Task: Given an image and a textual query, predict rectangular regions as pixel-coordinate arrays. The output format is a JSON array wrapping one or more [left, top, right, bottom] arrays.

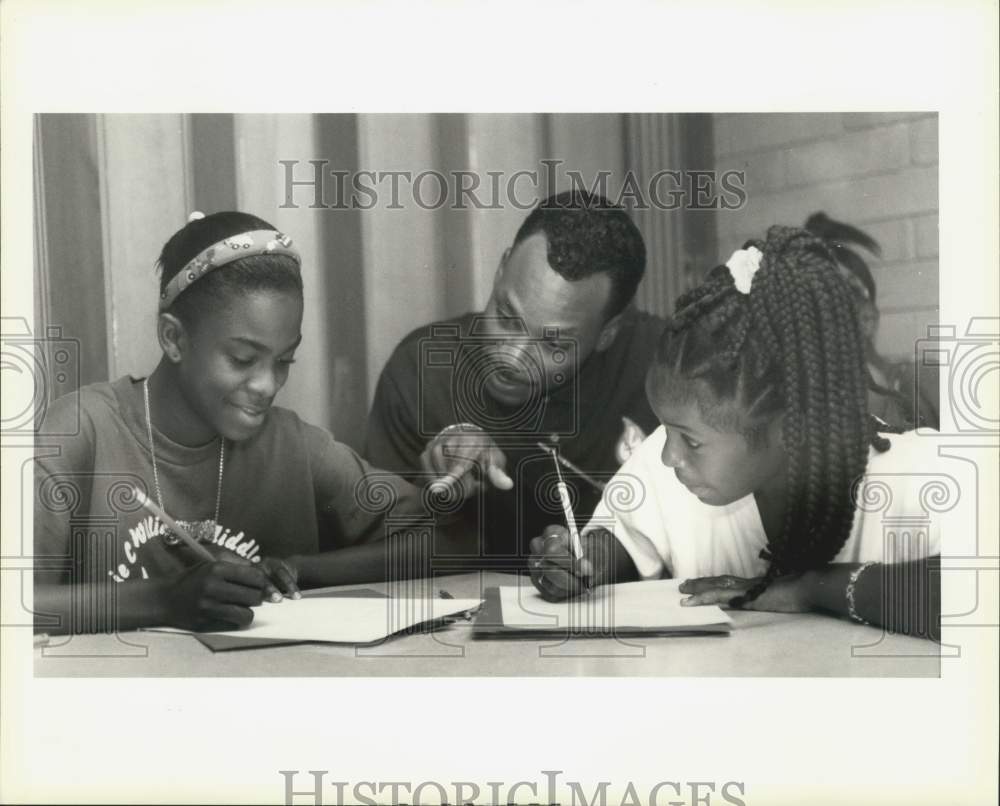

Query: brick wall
[[713, 113, 938, 360]]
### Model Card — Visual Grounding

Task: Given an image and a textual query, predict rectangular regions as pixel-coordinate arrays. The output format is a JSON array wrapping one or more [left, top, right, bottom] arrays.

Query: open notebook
[[152, 589, 483, 650], [473, 578, 731, 637]]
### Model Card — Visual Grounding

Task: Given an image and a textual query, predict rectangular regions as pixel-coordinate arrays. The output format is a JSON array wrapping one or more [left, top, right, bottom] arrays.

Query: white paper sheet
[[157, 596, 483, 644], [500, 579, 731, 632]]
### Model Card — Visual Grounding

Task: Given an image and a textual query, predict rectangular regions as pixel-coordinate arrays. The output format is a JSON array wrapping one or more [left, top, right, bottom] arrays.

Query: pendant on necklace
[[163, 518, 221, 546]]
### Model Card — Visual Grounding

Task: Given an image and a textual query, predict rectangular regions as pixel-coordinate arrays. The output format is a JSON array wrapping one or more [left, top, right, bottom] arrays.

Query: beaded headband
[[158, 228, 301, 311]]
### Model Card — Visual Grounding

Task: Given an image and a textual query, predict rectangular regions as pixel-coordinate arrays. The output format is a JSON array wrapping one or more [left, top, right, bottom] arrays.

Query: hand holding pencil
[[132, 486, 300, 625], [527, 446, 596, 600], [528, 525, 596, 602]]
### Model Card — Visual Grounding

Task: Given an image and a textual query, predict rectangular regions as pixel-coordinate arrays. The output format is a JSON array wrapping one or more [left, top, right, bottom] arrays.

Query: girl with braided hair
[[804, 211, 940, 431], [528, 225, 941, 639]]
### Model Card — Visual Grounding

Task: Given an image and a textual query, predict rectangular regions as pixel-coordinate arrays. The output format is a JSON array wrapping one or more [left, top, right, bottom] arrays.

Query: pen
[[436, 589, 478, 621], [547, 449, 592, 593], [133, 487, 216, 562]]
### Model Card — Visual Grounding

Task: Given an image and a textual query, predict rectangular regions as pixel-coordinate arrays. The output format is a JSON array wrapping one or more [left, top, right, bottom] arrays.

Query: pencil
[[536, 442, 606, 491], [133, 487, 216, 562], [548, 451, 592, 593]]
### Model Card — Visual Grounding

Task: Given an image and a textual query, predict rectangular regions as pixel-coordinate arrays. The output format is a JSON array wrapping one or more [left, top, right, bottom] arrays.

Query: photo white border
[[2, 1, 997, 804]]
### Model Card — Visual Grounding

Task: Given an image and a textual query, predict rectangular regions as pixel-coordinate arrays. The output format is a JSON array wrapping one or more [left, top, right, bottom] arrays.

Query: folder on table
[[473, 578, 731, 638], [152, 588, 483, 651]]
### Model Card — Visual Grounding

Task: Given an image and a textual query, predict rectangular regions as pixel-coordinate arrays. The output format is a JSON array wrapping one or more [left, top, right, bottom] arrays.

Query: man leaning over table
[[365, 190, 666, 567]]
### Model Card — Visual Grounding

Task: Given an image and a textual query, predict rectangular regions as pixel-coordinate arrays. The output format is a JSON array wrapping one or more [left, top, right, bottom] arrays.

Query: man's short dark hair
[[512, 190, 646, 319]]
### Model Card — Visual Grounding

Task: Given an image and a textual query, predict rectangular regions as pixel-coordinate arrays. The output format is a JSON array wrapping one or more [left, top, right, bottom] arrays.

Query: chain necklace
[[143, 377, 225, 544]]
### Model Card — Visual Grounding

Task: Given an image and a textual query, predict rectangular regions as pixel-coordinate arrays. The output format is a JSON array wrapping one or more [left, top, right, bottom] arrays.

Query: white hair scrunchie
[[726, 245, 764, 295], [187, 210, 206, 223]]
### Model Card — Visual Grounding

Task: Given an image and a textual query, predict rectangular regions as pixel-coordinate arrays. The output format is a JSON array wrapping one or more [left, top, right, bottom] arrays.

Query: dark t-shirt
[[34, 376, 421, 586], [365, 309, 665, 566]]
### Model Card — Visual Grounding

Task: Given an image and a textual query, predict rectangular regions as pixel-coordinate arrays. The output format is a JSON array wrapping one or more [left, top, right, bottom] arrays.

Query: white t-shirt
[[584, 426, 942, 580]]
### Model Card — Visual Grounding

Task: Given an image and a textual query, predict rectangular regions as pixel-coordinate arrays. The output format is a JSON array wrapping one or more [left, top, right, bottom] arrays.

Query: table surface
[[34, 573, 941, 677]]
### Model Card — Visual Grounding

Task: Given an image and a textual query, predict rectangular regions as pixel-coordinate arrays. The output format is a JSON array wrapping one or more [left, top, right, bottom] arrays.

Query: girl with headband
[[529, 225, 942, 639], [34, 211, 443, 634]]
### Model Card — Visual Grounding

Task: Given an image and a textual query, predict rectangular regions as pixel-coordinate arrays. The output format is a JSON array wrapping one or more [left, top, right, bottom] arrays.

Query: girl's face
[[176, 289, 303, 442], [646, 369, 786, 506]]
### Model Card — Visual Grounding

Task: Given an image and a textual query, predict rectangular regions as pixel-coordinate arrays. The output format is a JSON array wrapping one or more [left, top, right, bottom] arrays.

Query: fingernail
[[680, 597, 692, 606], [270, 592, 283, 603], [292, 592, 302, 600]]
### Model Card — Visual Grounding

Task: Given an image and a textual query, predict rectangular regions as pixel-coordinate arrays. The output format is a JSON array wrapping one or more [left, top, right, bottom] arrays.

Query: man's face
[[480, 232, 613, 406], [176, 290, 303, 442]]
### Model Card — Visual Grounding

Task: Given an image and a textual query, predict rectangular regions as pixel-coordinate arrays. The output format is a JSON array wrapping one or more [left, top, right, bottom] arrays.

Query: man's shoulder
[[622, 310, 667, 350], [594, 309, 666, 373], [584, 309, 666, 395], [632, 309, 668, 331]]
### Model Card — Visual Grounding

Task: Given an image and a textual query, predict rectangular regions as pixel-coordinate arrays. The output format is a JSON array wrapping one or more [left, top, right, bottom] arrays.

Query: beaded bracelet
[[846, 561, 877, 625]]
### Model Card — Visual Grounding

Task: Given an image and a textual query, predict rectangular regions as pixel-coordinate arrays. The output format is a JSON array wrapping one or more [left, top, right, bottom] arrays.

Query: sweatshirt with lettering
[[34, 376, 418, 585]]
